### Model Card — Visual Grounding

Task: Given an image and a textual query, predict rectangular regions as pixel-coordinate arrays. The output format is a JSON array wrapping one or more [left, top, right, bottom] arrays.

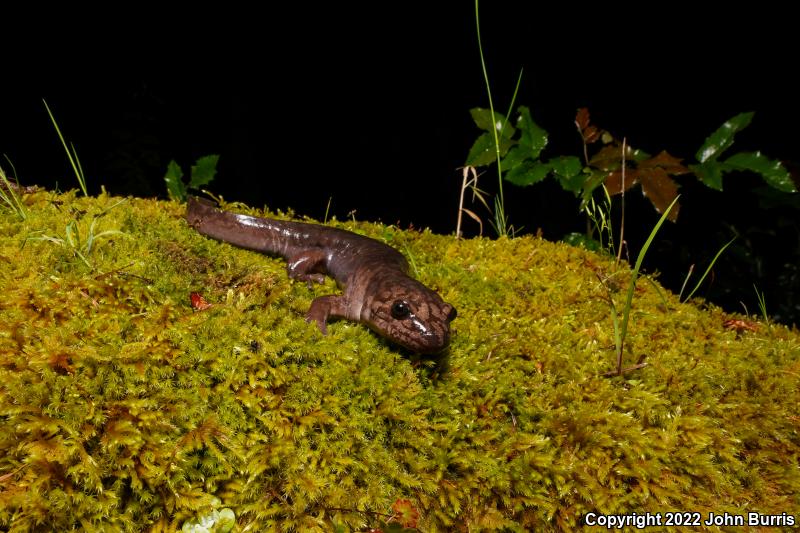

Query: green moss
[[1, 191, 799, 531]]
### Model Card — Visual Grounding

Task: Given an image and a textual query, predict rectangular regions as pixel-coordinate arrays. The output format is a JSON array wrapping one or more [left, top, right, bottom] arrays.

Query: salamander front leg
[[287, 250, 328, 285], [305, 295, 350, 335]]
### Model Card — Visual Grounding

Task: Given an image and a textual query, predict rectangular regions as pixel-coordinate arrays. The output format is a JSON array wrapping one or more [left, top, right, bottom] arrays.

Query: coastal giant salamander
[[186, 197, 457, 353]]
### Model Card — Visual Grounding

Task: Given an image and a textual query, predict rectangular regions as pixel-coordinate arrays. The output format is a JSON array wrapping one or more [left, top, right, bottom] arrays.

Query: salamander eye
[[390, 300, 410, 320]]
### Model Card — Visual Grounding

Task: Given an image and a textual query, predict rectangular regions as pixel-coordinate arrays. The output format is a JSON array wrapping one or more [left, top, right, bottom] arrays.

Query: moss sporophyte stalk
[[1, 191, 798, 530]]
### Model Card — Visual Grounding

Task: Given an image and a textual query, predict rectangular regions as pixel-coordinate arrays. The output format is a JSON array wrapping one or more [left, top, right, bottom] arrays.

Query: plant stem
[[43, 99, 88, 196], [616, 138, 626, 267], [475, 0, 507, 236], [611, 196, 679, 376], [457, 167, 467, 238], [682, 237, 736, 302]]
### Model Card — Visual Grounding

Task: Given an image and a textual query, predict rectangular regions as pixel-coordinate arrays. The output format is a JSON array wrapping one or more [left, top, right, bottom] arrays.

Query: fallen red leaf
[[723, 319, 759, 333], [190, 292, 213, 311], [391, 498, 420, 529]]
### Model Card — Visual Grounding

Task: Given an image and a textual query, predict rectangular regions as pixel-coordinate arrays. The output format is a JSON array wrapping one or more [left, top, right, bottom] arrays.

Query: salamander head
[[363, 282, 457, 354]]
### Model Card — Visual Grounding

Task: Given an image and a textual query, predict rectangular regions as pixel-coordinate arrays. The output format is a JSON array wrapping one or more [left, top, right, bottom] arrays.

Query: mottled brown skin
[[186, 197, 456, 353]]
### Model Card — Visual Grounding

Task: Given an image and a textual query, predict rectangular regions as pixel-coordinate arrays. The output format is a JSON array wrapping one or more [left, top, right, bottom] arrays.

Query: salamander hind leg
[[286, 249, 328, 285], [305, 295, 349, 335]]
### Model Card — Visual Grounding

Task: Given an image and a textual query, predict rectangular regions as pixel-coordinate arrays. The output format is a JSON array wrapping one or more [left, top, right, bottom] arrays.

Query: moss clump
[[1, 191, 799, 531]]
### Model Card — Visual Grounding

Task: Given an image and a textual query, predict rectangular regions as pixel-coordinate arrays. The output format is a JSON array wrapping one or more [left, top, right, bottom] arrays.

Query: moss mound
[[1, 191, 798, 531]]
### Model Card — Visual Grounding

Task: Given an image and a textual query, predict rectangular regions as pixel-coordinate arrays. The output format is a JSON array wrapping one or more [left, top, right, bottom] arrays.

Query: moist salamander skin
[[186, 196, 457, 353]]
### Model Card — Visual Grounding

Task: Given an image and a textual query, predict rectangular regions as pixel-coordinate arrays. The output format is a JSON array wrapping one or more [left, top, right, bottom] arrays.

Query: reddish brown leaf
[[190, 292, 212, 311], [575, 107, 591, 130], [576, 108, 602, 143], [605, 169, 642, 194], [391, 498, 420, 529], [638, 150, 691, 175], [783, 160, 800, 190], [589, 143, 640, 171], [639, 167, 681, 221], [584, 125, 601, 144], [723, 319, 759, 333], [0, 181, 40, 195], [590, 144, 624, 171]]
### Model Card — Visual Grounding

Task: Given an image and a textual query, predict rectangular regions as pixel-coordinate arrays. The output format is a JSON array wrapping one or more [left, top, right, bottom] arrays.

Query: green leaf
[[629, 147, 651, 163], [515, 105, 548, 159], [562, 232, 601, 252], [466, 132, 498, 167], [754, 186, 800, 209], [550, 156, 584, 193], [501, 146, 531, 169], [466, 132, 513, 167], [470, 108, 515, 138], [724, 151, 797, 193], [689, 161, 724, 190], [164, 160, 186, 201], [189, 154, 220, 189], [580, 169, 610, 206], [695, 112, 754, 163], [551, 156, 582, 178], [505, 160, 551, 186], [470, 108, 496, 131]]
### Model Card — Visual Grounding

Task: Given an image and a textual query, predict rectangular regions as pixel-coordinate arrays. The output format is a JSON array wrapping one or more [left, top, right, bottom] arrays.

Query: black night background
[[3, 5, 798, 324]]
